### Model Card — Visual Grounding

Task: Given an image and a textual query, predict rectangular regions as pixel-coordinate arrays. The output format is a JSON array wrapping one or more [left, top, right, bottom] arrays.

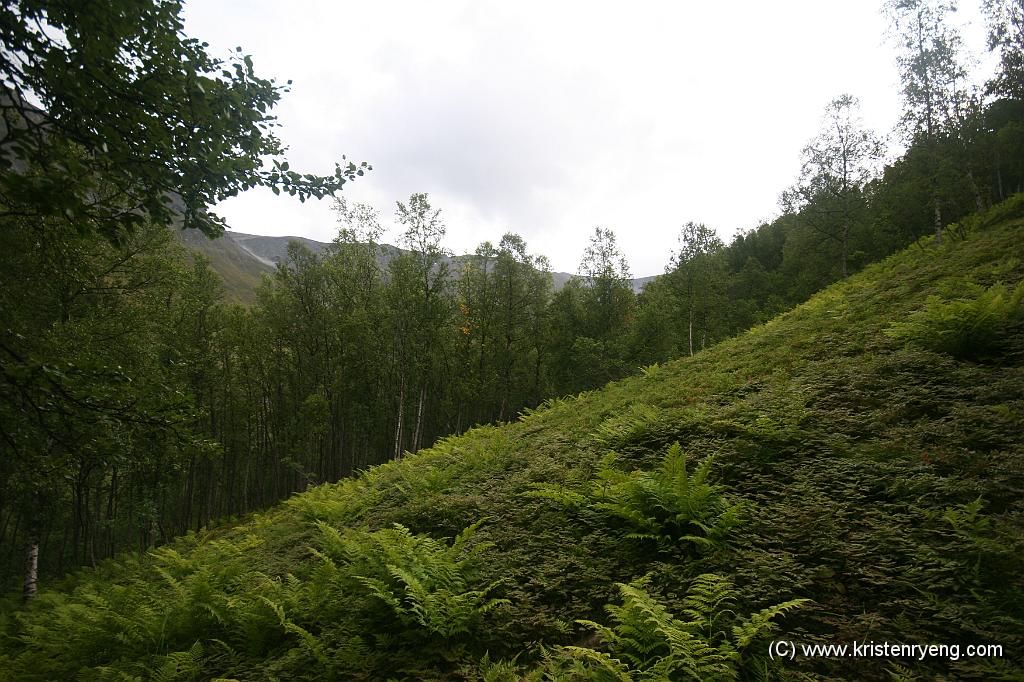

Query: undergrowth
[[1, 210, 1023, 679], [886, 280, 1024, 359], [549, 574, 807, 681], [526, 442, 742, 554]]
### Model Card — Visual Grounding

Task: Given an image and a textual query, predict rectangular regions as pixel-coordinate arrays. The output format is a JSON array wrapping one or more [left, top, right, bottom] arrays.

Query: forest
[[0, 1, 1023, 680]]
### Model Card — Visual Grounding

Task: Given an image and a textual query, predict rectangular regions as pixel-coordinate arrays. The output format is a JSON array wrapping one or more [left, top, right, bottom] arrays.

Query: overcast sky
[[182, 1, 989, 276]]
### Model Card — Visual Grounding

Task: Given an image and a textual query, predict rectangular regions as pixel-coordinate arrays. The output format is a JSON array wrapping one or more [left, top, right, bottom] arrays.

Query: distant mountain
[[229, 233, 330, 266], [175, 229, 656, 303], [630, 274, 658, 291], [175, 228, 274, 304]]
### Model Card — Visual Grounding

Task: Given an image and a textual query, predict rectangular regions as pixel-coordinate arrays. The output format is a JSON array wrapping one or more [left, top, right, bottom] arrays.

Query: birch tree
[[983, 0, 1024, 98], [669, 222, 724, 356], [781, 95, 883, 278], [886, 0, 972, 242], [388, 194, 451, 456]]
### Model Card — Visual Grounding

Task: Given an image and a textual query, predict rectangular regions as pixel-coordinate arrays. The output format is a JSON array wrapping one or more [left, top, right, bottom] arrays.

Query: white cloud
[[182, 0, 990, 275]]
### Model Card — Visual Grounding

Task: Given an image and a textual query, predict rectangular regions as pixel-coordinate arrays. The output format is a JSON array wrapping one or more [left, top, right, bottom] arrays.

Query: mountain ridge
[[176, 228, 657, 303]]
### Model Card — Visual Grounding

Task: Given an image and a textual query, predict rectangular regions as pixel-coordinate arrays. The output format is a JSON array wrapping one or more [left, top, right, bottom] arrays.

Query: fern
[[680, 573, 737, 642], [475, 652, 527, 682], [731, 601, 809, 650], [532, 442, 742, 553], [560, 646, 634, 680], [886, 662, 921, 681], [314, 520, 509, 662], [149, 641, 204, 682], [554, 574, 807, 681], [640, 362, 661, 377], [522, 482, 591, 508], [592, 403, 665, 450], [885, 280, 1024, 359]]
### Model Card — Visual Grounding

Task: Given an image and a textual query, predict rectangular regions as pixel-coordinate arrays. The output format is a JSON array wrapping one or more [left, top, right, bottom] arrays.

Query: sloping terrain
[[175, 227, 275, 304], [2, 209, 1022, 680], [179, 229, 654, 303], [229, 232, 330, 266]]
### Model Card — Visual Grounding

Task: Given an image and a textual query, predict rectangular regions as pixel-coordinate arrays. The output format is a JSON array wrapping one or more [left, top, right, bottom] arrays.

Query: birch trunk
[[22, 519, 39, 601], [688, 308, 694, 357], [393, 374, 406, 460], [412, 383, 426, 453]]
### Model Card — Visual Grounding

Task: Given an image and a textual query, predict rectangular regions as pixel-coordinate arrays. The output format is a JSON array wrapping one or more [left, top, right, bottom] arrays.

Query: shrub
[[527, 443, 742, 554], [309, 520, 509, 670], [885, 281, 1024, 360]]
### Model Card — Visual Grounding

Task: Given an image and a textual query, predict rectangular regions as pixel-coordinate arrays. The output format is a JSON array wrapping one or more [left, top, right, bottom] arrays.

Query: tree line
[[1, 0, 1023, 595]]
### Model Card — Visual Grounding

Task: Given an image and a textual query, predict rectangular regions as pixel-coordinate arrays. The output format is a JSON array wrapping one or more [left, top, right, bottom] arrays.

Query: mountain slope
[[179, 229, 656, 303], [229, 232, 330, 265], [175, 227, 275, 304], [227, 232, 657, 292], [3, 207, 1023, 680]]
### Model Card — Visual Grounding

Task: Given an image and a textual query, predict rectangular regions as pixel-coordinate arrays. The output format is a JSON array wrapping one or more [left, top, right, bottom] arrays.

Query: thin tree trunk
[[106, 468, 117, 559], [412, 383, 426, 453], [934, 195, 943, 244], [532, 342, 543, 406], [72, 476, 83, 565], [184, 454, 195, 533], [966, 168, 984, 211], [997, 157, 1004, 201], [22, 518, 39, 601], [500, 350, 512, 422], [57, 524, 66, 575], [393, 374, 406, 460], [90, 479, 100, 565], [688, 307, 694, 357], [841, 217, 849, 278]]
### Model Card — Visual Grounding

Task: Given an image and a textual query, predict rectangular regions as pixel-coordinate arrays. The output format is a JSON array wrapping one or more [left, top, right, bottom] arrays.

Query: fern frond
[[573, 442, 741, 553], [640, 362, 660, 377], [681, 573, 736, 637], [283, 620, 330, 665], [451, 516, 492, 556], [568, 574, 807, 680], [886, 662, 920, 681], [149, 641, 204, 682], [560, 646, 633, 681], [522, 483, 590, 508], [731, 599, 809, 649]]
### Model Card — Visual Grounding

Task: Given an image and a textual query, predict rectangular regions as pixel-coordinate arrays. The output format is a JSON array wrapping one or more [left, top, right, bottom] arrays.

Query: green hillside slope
[[175, 228, 275, 305], [2, 210, 1023, 680]]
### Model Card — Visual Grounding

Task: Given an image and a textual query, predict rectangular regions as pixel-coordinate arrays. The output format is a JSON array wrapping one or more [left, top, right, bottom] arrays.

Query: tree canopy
[[0, 0, 369, 240]]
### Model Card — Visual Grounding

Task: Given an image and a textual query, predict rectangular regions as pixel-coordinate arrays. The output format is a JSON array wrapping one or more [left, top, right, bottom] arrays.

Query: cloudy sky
[[182, 1, 989, 276]]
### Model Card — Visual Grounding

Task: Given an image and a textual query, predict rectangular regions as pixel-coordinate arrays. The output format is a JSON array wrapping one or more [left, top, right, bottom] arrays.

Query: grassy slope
[[1, 213, 1023, 680], [175, 228, 274, 304]]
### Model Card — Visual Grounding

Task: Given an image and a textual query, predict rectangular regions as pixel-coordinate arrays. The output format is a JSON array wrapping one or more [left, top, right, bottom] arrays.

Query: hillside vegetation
[[176, 229, 601, 303], [9, 0, 1024, 591], [1, 205, 1022, 680], [176, 227, 274, 305]]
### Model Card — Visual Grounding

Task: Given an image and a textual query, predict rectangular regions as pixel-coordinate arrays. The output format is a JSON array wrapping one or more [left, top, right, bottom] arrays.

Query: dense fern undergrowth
[[1, 208, 1023, 680]]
